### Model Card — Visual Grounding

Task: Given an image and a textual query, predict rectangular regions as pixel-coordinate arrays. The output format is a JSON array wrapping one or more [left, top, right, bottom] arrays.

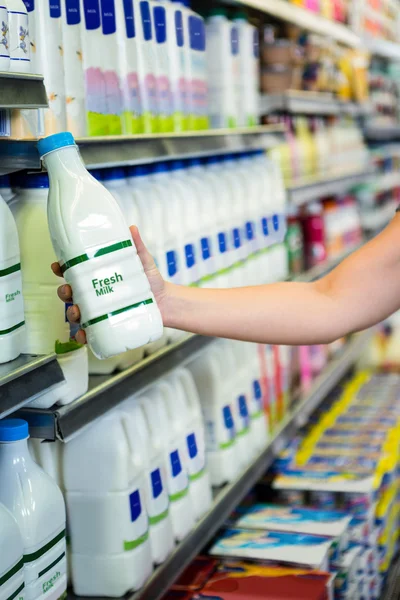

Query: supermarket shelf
[[0, 72, 47, 109], [360, 201, 397, 231], [0, 354, 64, 420], [364, 37, 400, 62], [287, 171, 370, 205], [0, 125, 285, 174], [375, 171, 400, 194], [365, 125, 400, 142], [223, 0, 361, 47], [123, 330, 372, 600], [260, 91, 372, 116]]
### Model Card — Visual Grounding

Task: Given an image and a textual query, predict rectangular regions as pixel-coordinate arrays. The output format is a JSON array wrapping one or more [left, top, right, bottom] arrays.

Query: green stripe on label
[[24, 530, 66, 564], [251, 410, 265, 420], [0, 559, 24, 587], [38, 551, 65, 579], [60, 240, 133, 274], [82, 298, 153, 329], [189, 469, 206, 483], [169, 487, 189, 503], [0, 263, 21, 278], [6, 582, 24, 600], [149, 508, 169, 526], [219, 439, 235, 450], [0, 321, 24, 336], [237, 427, 250, 437], [123, 531, 149, 552]]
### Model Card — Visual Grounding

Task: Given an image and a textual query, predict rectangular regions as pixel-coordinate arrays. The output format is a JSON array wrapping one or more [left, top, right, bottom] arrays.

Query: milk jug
[[233, 13, 259, 128], [0, 4, 9, 71], [38, 132, 163, 360], [139, 386, 194, 541], [63, 411, 152, 596], [187, 10, 207, 130], [0, 502, 24, 600], [100, 0, 123, 135], [135, 0, 158, 133], [152, 1, 173, 132], [120, 397, 174, 564], [7, 0, 30, 73], [187, 344, 240, 486], [12, 173, 69, 355], [0, 419, 67, 600], [0, 191, 24, 364]]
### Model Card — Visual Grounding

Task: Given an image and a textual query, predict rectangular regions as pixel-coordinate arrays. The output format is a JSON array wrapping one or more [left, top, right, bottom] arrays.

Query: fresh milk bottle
[[37, 132, 163, 360], [63, 412, 152, 596], [0, 4, 10, 71], [7, 0, 30, 73], [0, 419, 67, 600], [0, 190, 24, 364], [0, 502, 24, 600]]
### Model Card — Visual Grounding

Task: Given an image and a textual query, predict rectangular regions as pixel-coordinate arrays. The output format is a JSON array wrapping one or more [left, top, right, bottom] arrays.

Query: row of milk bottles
[[12, 0, 209, 137]]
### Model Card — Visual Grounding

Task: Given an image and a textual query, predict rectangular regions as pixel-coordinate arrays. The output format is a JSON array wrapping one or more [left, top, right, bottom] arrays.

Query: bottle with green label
[[38, 132, 163, 360], [285, 208, 304, 276]]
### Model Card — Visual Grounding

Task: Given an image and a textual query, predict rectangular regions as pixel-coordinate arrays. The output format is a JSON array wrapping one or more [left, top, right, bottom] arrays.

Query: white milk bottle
[[0, 502, 24, 600], [100, 0, 123, 135], [187, 10, 207, 130], [233, 13, 259, 128], [0, 4, 10, 71], [135, 0, 158, 133], [121, 397, 174, 564], [63, 411, 152, 596], [7, 0, 30, 73], [140, 386, 194, 541], [38, 132, 163, 359], [187, 344, 240, 486], [0, 419, 67, 600], [243, 342, 269, 450], [152, 1, 173, 133], [0, 191, 24, 364], [169, 368, 212, 520], [62, 0, 87, 137], [12, 172, 69, 355]]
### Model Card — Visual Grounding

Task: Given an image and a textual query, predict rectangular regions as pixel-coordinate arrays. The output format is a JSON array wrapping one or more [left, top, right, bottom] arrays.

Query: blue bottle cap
[[0, 419, 29, 442], [13, 172, 49, 189], [101, 167, 125, 181], [37, 132, 76, 158]]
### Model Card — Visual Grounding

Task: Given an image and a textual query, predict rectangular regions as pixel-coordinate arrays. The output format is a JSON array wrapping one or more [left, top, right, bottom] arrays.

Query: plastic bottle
[[100, 0, 123, 135], [0, 191, 24, 364], [11, 172, 70, 355], [0, 502, 24, 600], [62, 0, 87, 137], [7, 0, 30, 73], [135, 0, 158, 133], [302, 201, 327, 269], [243, 342, 269, 451], [233, 12, 259, 128], [187, 9, 207, 130], [0, 3, 10, 71], [63, 412, 152, 596], [152, 1, 173, 133], [0, 419, 67, 600], [38, 132, 163, 359]]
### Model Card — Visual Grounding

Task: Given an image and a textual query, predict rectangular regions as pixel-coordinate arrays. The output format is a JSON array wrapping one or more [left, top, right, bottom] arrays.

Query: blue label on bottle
[[223, 405, 235, 437], [129, 490, 142, 522], [218, 232, 227, 254], [66, 0, 80, 24], [187, 433, 198, 459], [262, 217, 269, 237], [273, 215, 279, 232], [185, 243, 196, 269], [166, 250, 178, 278], [153, 5, 166, 44], [231, 26, 239, 55], [83, 0, 101, 30], [170, 450, 182, 477], [201, 237, 211, 261], [253, 380, 262, 401], [238, 395, 249, 422], [232, 228, 241, 249], [253, 29, 259, 58], [123, 0, 135, 38], [151, 468, 163, 499], [175, 10, 184, 47], [49, 0, 61, 18], [246, 221, 255, 241], [140, 0, 152, 41], [189, 15, 205, 51], [101, 0, 116, 35], [23, 0, 34, 11]]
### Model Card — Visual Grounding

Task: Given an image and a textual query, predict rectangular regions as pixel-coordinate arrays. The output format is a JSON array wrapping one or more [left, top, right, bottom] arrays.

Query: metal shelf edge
[[288, 171, 371, 205], [0, 72, 48, 109]]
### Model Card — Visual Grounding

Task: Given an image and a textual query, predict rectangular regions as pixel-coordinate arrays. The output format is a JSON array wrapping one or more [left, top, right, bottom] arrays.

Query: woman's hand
[[52, 226, 169, 345]]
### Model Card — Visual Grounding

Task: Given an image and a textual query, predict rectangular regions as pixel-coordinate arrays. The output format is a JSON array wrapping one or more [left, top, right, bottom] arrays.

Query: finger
[[130, 225, 157, 271], [51, 262, 63, 278], [67, 304, 81, 324], [57, 284, 73, 303], [75, 329, 87, 345]]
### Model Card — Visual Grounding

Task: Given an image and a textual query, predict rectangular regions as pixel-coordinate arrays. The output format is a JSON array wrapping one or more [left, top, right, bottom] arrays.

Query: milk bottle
[[152, 1, 173, 133], [135, 0, 158, 133], [38, 132, 163, 360], [7, 0, 30, 73], [121, 397, 174, 564], [12, 173, 70, 355], [233, 13, 259, 128], [168, 368, 212, 520], [62, 0, 87, 137], [63, 412, 152, 596], [187, 344, 240, 486], [0, 190, 24, 364], [243, 342, 269, 450], [187, 11, 207, 130], [0, 4, 9, 71], [0, 502, 24, 600], [0, 419, 67, 600], [140, 386, 194, 541], [100, 0, 123, 135]]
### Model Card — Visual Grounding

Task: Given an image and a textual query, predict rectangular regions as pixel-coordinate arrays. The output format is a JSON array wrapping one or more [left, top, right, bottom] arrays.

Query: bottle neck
[[0, 438, 31, 469], [43, 146, 88, 180]]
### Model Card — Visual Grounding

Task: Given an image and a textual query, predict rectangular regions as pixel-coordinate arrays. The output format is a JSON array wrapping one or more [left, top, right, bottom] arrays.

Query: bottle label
[[24, 529, 67, 600], [66, 0, 80, 25], [83, 0, 101, 30], [221, 404, 235, 449], [218, 232, 227, 254], [237, 394, 250, 433], [8, 8, 30, 64], [100, 0, 116, 35], [169, 448, 189, 500], [146, 468, 169, 524], [232, 228, 241, 249], [246, 221, 255, 241], [123, 488, 149, 551], [185, 242, 197, 273], [0, 7, 9, 59], [165, 249, 180, 282], [49, 0, 61, 18], [123, 0, 135, 38], [253, 379, 263, 414], [0, 261, 24, 337]]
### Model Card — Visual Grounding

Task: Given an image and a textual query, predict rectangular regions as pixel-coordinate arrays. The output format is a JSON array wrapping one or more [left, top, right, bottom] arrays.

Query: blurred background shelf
[[0, 72, 47, 109], [287, 171, 371, 205], [260, 91, 373, 117]]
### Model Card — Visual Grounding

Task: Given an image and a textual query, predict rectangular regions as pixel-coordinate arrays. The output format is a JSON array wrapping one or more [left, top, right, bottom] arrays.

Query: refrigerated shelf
[[260, 91, 372, 117], [288, 171, 371, 205], [0, 72, 47, 109]]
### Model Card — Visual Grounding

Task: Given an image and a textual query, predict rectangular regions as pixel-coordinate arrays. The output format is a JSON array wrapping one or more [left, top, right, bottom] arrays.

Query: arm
[[54, 216, 400, 346]]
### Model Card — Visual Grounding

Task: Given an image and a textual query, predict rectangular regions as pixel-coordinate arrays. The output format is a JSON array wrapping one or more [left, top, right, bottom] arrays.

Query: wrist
[[158, 281, 181, 329]]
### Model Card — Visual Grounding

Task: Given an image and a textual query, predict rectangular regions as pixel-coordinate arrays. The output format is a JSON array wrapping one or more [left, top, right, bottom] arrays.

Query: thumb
[[130, 225, 157, 272]]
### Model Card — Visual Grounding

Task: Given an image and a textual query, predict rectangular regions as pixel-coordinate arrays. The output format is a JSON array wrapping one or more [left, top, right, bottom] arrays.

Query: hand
[[52, 226, 169, 345]]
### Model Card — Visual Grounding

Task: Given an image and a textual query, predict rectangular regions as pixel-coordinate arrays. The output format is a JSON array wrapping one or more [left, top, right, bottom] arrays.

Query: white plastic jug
[[0, 419, 67, 600], [0, 3, 10, 71], [120, 397, 174, 564], [7, 0, 30, 73], [38, 132, 163, 360], [134, 0, 158, 133], [63, 411, 152, 597], [152, 1, 173, 133], [100, 0, 123, 135], [0, 502, 24, 600], [233, 13, 259, 128]]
